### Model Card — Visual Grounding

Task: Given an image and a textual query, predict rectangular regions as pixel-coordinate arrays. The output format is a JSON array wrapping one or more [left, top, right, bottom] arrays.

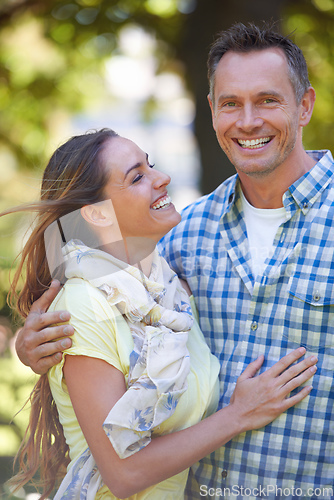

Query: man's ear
[[207, 94, 217, 131], [299, 87, 316, 128], [80, 202, 113, 227]]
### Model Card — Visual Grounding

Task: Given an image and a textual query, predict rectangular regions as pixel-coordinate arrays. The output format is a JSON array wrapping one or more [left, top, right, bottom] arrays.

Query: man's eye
[[263, 98, 275, 104], [224, 102, 236, 107]]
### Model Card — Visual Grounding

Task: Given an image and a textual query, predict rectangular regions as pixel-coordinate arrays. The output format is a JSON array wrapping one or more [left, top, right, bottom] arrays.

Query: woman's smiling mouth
[[151, 194, 172, 210]]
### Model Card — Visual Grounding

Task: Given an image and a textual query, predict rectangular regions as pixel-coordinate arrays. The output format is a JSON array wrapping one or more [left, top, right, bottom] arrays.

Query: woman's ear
[[80, 201, 113, 228]]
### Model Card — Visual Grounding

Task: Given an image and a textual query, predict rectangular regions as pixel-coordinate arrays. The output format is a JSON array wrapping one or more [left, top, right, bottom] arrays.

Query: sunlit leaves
[[145, 0, 178, 17], [284, 3, 334, 150], [0, 356, 37, 455], [312, 0, 334, 12]]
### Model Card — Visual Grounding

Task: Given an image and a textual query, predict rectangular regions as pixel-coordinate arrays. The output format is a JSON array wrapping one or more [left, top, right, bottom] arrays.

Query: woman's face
[[100, 136, 181, 244]]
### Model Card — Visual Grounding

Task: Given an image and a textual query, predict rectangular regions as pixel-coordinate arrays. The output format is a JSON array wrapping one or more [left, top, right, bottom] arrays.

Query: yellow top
[[48, 277, 220, 499]]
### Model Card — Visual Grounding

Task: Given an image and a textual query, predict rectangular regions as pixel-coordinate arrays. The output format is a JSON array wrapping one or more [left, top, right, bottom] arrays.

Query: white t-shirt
[[240, 189, 286, 277]]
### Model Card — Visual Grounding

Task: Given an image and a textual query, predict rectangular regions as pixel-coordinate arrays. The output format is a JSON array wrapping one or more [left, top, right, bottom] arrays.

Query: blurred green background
[[1, 0, 334, 497]]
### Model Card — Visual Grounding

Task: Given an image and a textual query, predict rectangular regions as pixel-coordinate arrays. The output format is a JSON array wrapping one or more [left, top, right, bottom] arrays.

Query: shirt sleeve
[[49, 278, 132, 389]]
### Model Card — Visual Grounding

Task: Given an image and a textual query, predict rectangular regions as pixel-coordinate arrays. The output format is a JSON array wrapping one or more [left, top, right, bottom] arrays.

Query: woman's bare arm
[[63, 347, 317, 499]]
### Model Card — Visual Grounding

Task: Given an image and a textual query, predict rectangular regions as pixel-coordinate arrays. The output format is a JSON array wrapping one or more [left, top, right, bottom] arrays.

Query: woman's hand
[[229, 347, 317, 433], [15, 280, 74, 374], [60, 347, 317, 497]]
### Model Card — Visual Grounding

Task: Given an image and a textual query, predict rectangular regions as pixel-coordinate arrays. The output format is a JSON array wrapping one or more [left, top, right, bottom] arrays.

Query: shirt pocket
[[283, 272, 334, 352]]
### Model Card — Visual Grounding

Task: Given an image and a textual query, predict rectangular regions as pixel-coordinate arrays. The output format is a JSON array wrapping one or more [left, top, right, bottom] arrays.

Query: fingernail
[[55, 352, 62, 361], [63, 326, 72, 334], [298, 347, 306, 353], [61, 338, 71, 348], [310, 365, 317, 373], [310, 356, 318, 362], [60, 312, 70, 321]]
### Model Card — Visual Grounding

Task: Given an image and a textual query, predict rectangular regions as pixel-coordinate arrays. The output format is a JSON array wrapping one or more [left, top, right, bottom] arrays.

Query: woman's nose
[[152, 170, 171, 189]]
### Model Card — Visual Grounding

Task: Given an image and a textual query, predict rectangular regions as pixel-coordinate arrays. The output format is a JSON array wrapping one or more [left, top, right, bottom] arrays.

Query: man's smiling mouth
[[237, 137, 271, 149]]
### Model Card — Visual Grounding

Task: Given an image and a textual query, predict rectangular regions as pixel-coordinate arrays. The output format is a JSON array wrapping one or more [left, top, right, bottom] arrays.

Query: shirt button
[[313, 291, 321, 302], [221, 470, 228, 479], [303, 202, 308, 209], [251, 321, 258, 331]]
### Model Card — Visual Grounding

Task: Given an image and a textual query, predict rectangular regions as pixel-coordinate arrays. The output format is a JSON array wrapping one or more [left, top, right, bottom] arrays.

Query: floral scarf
[[54, 239, 193, 499]]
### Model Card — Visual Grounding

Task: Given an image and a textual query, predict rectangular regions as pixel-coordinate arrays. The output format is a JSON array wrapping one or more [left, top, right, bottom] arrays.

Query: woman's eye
[[132, 174, 143, 184], [131, 163, 155, 183]]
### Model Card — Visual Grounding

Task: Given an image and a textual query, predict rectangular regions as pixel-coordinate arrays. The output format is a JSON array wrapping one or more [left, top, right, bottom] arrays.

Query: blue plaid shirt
[[159, 150, 334, 499]]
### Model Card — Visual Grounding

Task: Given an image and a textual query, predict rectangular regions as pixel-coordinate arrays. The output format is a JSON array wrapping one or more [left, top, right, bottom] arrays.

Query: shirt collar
[[219, 174, 239, 214], [285, 150, 334, 214], [223, 150, 334, 216]]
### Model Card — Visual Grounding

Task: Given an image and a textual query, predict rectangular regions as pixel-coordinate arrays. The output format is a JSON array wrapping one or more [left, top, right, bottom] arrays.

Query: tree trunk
[[178, 0, 288, 194]]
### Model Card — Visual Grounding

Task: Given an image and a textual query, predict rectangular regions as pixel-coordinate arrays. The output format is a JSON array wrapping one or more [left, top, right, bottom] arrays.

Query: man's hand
[[15, 280, 74, 375]]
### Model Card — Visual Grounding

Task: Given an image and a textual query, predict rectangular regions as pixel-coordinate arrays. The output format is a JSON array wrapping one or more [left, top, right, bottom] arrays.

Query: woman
[[6, 129, 316, 499]]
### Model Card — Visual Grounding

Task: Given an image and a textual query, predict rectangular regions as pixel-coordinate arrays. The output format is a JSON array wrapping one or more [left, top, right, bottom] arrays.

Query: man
[[16, 23, 333, 498]]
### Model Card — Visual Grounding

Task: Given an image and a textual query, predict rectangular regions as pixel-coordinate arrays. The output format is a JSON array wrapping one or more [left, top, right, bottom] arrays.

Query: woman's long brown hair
[[5, 128, 118, 499]]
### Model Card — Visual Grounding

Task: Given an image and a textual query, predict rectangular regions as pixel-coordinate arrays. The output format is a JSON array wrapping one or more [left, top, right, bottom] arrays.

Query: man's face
[[208, 48, 308, 179]]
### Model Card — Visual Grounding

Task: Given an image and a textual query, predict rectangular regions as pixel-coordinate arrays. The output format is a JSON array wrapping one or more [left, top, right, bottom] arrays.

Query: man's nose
[[236, 104, 264, 131]]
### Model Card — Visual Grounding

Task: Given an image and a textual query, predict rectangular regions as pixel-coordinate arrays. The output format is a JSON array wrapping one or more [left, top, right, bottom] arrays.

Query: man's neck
[[238, 151, 317, 209]]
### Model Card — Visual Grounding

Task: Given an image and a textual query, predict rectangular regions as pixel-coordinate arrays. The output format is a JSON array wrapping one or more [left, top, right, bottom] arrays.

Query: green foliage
[[0, 356, 36, 452], [0, 0, 186, 172], [0, 0, 333, 177], [0, 352, 37, 494], [283, 1, 334, 151]]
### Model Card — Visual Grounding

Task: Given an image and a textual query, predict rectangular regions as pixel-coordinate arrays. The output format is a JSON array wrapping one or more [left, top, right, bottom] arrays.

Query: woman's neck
[[99, 237, 156, 277]]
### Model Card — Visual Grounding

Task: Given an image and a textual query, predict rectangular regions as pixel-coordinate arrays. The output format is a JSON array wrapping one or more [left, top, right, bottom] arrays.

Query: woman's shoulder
[[50, 277, 117, 323], [48, 278, 132, 373]]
